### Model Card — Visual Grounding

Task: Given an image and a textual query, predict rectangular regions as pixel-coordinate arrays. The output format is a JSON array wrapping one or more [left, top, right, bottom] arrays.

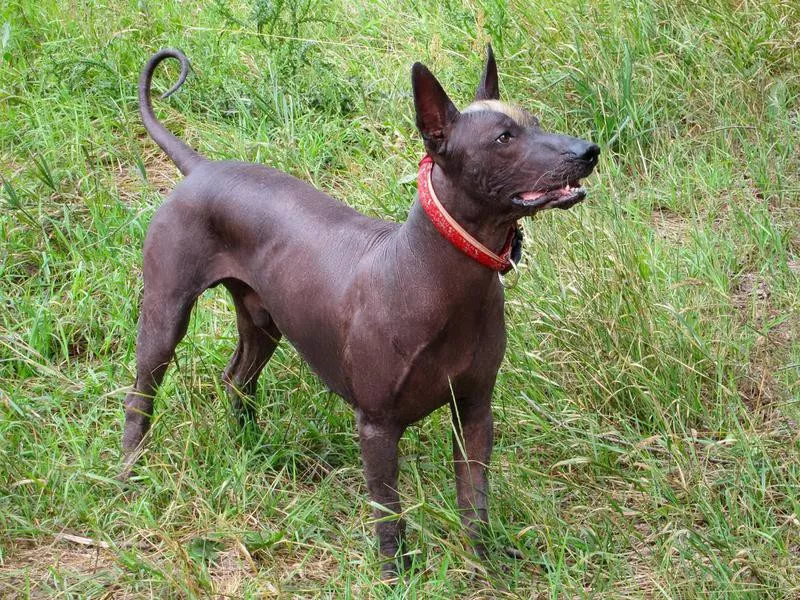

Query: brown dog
[[122, 46, 599, 577]]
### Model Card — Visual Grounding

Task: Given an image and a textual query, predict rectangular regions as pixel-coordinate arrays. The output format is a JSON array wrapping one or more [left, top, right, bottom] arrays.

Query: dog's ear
[[475, 43, 500, 101], [412, 62, 459, 155]]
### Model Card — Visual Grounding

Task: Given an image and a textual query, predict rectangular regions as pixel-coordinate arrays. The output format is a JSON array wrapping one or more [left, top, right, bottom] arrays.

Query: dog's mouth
[[512, 180, 586, 210]]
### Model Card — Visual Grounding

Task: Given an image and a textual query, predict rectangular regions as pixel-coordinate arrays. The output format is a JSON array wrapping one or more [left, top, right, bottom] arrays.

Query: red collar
[[417, 155, 517, 274]]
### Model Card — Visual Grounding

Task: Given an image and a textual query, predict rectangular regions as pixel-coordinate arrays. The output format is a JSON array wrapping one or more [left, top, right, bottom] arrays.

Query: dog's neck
[[429, 163, 513, 251], [400, 161, 514, 279]]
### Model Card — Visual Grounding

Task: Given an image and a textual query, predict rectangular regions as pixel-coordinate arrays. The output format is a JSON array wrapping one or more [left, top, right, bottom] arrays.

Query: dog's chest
[[340, 289, 506, 424], [394, 326, 504, 419]]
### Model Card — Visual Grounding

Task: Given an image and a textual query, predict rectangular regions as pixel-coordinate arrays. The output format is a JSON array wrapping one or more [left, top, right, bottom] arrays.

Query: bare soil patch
[[0, 539, 120, 599], [114, 148, 180, 205], [731, 271, 797, 420], [652, 206, 694, 243]]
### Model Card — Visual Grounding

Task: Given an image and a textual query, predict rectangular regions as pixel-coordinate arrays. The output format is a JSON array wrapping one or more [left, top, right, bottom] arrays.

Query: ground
[[1, 0, 799, 597]]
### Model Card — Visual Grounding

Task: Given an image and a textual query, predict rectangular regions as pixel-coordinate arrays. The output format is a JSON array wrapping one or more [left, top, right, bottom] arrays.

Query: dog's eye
[[496, 132, 512, 144]]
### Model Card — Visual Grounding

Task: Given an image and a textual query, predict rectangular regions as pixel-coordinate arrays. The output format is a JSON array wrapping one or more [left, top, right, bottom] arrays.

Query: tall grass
[[1, 0, 799, 597]]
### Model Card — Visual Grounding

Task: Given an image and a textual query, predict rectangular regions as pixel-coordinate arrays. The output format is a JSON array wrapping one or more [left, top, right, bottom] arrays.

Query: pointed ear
[[412, 62, 459, 154], [475, 43, 500, 101]]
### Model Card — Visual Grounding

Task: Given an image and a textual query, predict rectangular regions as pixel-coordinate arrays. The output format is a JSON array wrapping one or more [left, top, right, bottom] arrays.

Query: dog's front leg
[[450, 397, 493, 558], [357, 415, 408, 578]]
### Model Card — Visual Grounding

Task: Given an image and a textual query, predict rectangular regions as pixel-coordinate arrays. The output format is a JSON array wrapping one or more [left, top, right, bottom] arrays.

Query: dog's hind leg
[[120, 285, 198, 480], [120, 213, 209, 480], [221, 279, 282, 425]]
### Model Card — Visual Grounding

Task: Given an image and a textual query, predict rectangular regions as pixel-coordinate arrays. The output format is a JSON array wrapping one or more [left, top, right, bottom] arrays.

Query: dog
[[122, 45, 599, 577]]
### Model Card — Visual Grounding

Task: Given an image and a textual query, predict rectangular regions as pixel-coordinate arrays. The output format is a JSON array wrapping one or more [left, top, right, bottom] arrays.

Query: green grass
[[1, 0, 799, 597]]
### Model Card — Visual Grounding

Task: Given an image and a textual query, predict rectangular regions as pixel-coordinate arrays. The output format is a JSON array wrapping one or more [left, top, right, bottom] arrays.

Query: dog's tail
[[139, 49, 205, 176]]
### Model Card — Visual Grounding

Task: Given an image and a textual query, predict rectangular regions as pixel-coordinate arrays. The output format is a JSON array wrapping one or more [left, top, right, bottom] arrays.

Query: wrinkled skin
[[121, 46, 599, 578]]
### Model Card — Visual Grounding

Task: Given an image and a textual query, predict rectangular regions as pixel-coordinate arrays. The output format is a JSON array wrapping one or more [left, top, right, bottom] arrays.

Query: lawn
[[1, 0, 799, 597]]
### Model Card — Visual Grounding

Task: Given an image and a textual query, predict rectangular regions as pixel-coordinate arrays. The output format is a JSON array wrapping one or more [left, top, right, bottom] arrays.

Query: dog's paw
[[117, 458, 137, 484], [379, 552, 413, 582]]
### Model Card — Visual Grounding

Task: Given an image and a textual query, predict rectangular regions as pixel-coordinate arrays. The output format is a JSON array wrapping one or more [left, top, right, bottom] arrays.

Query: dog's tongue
[[519, 191, 545, 201], [520, 185, 574, 202]]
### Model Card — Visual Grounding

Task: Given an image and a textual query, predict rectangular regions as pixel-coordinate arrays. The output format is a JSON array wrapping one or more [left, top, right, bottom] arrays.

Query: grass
[[1, 0, 799, 596]]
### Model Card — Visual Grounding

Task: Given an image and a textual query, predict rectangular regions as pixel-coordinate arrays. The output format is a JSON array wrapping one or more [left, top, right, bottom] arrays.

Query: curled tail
[[139, 49, 205, 175]]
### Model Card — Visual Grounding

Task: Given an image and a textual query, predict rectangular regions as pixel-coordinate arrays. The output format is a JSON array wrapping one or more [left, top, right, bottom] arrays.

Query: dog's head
[[412, 46, 599, 218]]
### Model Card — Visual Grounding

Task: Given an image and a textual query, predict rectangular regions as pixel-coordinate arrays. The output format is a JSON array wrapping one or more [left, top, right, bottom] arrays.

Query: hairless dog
[[122, 45, 599, 577]]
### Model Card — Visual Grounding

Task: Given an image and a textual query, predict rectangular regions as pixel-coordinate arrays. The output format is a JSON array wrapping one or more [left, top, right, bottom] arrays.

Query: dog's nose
[[569, 141, 600, 163]]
